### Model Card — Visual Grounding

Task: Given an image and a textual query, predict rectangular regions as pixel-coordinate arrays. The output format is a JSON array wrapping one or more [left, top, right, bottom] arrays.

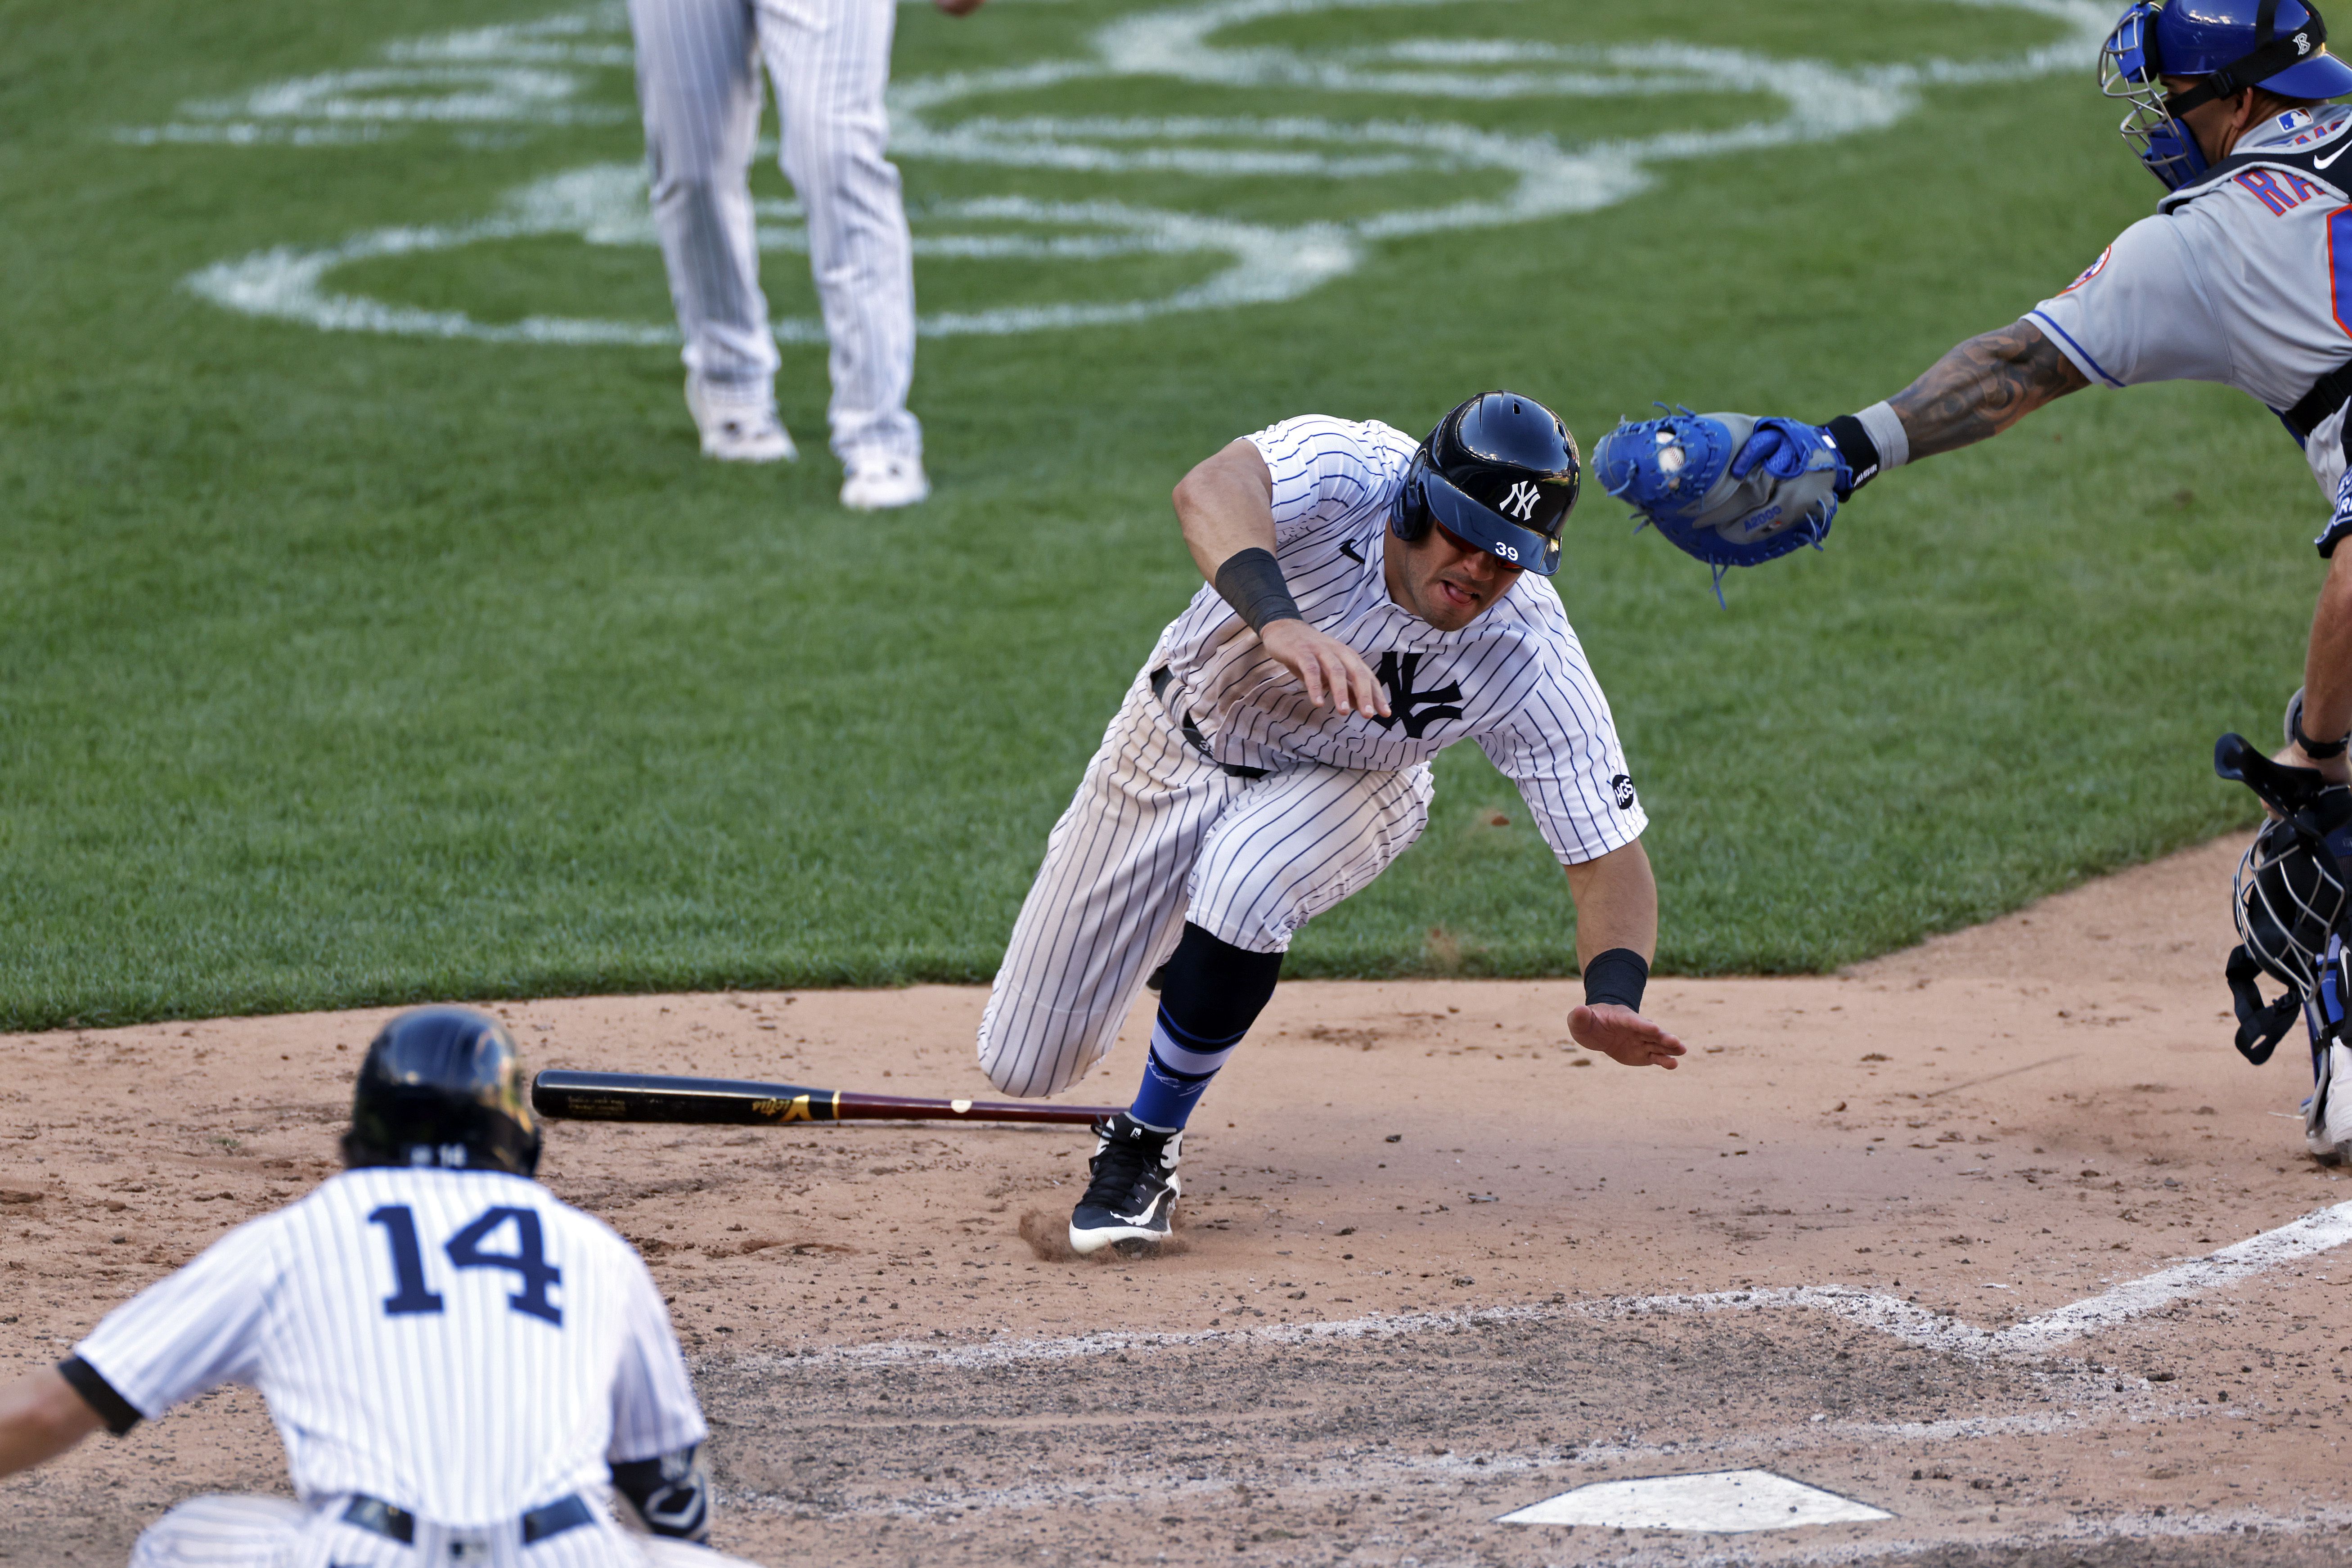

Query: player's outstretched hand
[[1568, 1003, 1686, 1070], [1259, 619, 1390, 719]]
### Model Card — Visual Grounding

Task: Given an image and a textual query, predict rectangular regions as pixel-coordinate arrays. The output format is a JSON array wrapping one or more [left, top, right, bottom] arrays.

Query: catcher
[[1596, 0, 2352, 1158]]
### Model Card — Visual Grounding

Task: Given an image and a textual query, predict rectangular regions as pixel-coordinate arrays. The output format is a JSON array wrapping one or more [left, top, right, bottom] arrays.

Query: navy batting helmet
[[1391, 391, 1580, 577], [342, 1006, 542, 1176], [2101, 0, 2352, 189]]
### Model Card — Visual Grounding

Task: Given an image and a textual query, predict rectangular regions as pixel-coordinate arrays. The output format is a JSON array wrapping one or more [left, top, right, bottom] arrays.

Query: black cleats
[[1069, 1113, 1182, 1255]]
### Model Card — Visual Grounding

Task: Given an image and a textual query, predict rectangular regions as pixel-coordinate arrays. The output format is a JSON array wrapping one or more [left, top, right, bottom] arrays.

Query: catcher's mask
[[1392, 391, 1579, 577], [342, 1006, 543, 1176], [2100, 0, 2352, 191], [2235, 815, 2347, 995]]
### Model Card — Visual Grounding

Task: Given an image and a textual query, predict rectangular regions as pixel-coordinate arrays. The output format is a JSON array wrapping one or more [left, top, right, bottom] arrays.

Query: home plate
[[1497, 1469, 1893, 1532]]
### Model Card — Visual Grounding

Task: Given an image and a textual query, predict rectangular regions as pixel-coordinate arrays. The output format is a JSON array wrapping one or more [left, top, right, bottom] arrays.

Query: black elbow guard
[[611, 1444, 711, 1541]]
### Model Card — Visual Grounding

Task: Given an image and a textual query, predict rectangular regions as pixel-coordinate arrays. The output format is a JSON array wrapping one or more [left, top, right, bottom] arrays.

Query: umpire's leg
[[978, 669, 1247, 1097], [629, 0, 780, 392]]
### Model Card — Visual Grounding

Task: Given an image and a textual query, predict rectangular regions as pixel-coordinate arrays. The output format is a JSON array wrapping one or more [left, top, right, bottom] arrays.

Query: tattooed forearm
[[1886, 320, 2090, 459]]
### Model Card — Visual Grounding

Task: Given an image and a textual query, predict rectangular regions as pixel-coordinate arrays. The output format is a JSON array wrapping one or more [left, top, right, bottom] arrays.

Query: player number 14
[[366, 1204, 563, 1325]]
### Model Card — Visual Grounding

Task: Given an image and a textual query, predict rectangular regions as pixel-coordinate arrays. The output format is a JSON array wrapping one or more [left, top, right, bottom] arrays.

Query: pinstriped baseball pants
[[127, 1495, 761, 1568], [977, 662, 1434, 1098], [627, 0, 920, 463]]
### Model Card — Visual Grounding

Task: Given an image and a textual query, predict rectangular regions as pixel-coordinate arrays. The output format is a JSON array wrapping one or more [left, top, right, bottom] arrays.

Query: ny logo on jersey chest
[[1369, 651, 1464, 739]]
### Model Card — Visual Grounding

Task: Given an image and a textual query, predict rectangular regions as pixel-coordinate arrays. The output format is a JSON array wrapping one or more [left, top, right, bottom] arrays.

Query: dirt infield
[[10, 830, 2352, 1565]]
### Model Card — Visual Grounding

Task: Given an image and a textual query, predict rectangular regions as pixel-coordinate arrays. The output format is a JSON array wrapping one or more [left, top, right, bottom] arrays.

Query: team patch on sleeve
[[1610, 773, 1637, 811], [2061, 246, 2112, 293]]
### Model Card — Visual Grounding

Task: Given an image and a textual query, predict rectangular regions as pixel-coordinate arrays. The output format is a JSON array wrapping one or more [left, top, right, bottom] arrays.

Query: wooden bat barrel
[[531, 1069, 1118, 1127]]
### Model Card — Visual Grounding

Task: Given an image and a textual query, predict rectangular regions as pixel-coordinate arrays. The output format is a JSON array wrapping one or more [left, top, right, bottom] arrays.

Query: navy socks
[[1128, 922, 1283, 1131]]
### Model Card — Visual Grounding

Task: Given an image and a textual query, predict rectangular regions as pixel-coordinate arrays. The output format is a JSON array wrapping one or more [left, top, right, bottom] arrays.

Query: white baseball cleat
[[684, 376, 797, 463], [840, 455, 931, 511], [2308, 1039, 2352, 1165]]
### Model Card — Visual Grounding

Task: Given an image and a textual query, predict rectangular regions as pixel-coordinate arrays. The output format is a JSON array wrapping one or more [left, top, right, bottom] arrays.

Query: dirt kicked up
[[9, 831, 2352, 1566]]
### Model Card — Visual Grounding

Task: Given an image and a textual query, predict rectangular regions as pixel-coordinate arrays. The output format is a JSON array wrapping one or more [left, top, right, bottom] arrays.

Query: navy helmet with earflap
[[2101, 0, 2352, 189], [342, 1006, 543, 1176], [1391, 391, 1580, 576]]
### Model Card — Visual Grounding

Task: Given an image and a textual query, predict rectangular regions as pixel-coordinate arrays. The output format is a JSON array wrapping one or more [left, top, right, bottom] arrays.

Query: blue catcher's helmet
[[2101, 0, 2352, 189], [342, 1006, 543, 1175], [1391, 391, 1580, 576]]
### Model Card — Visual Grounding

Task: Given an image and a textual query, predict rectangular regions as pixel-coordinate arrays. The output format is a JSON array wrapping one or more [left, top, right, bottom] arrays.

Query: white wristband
[[1853, 400, 1909, 471]]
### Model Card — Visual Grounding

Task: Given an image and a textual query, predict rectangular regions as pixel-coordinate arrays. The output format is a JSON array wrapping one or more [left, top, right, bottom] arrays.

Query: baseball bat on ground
[[531, 1069, 1120, 1128]]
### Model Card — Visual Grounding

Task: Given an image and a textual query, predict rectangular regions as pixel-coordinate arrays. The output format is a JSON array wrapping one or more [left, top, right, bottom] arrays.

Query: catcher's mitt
[[1592, 409, 1849, 598]]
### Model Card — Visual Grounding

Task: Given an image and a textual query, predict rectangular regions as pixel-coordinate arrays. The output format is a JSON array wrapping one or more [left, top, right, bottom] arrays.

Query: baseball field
[[0, 0, 2312, 1031], [9, 0, 2352, 1562]]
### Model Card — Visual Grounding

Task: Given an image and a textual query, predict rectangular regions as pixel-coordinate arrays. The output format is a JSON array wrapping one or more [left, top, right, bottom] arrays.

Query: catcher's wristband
[[1214, 548, 1304, 633], [2290, 690, 2351, 760], [1581, 947, 1649, 1013], [1825, 401, 1908, 495]]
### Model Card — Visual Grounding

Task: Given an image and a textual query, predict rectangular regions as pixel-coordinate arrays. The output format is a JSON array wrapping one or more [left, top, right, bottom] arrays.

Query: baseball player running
[[628, 0, 985, 508], [0, 1008, 744, 1568], [976, 391, 1686, 1255], [1594, 0, 2352, 1157]]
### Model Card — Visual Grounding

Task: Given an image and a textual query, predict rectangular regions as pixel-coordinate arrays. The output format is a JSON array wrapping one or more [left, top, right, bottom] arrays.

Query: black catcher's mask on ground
[[342, 1006, 543, 1175], [2217, 732, 2352, 1063]]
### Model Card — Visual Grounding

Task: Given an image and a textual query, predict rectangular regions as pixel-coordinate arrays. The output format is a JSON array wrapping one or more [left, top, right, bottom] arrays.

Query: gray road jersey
[[2028, 104, 2352, 502]]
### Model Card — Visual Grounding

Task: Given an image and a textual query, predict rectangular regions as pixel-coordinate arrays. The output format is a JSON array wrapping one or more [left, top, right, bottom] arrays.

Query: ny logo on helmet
[[1499, 480, 1542, 521]]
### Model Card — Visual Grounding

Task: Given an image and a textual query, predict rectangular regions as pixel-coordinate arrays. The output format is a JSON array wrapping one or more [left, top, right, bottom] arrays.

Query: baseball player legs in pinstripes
[[0, 1008, 757, 1568], [975, 392, 1687, 1255], [627, 0, 985, 507]]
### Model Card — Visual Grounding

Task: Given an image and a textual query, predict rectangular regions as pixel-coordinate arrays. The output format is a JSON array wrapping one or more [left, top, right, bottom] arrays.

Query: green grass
[[0, 0, 2301, 1028]]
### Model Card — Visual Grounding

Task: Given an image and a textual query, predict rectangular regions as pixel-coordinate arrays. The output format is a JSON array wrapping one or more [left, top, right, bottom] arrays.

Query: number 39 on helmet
[[1391, 391, 1580, 577], [2101, 0, 2352, 190]]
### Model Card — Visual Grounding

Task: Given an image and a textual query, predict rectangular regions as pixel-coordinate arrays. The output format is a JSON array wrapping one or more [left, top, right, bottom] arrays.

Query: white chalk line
[[708, 1388, 2276, 1532], [698, 1193, 2352, 1532], [724, 1198, 2352, 1375], [718, 1387, 2282, 1531], [700, 1192, 2352, 1537], [704, 1352, 2316, 1538], [1584, 1505, 2352, 1568], [144, 0, 2113, 342]]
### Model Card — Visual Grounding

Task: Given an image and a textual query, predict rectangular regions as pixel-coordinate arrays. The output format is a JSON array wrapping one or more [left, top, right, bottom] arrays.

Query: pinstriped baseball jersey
[[2029, 105, 2352, 501], [74, 1168, 704, 1528], [1156, 415, 1647, 866]]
